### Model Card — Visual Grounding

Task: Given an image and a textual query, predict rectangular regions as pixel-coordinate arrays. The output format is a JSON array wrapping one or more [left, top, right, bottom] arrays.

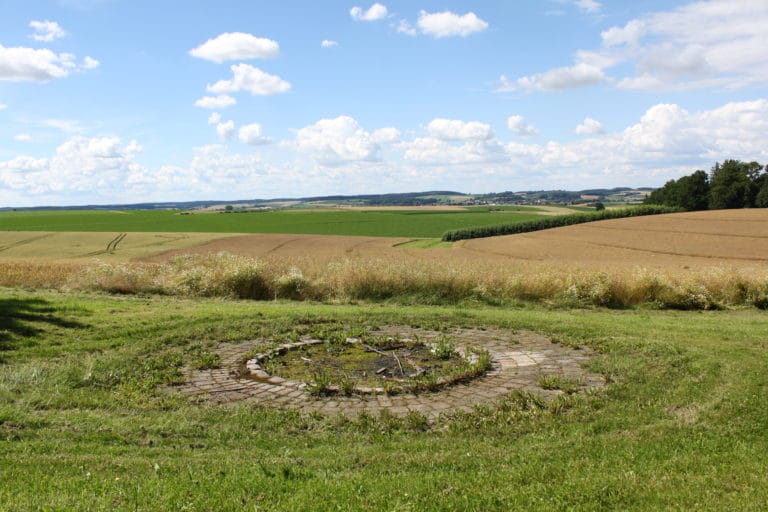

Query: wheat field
[[1, 209, 767, 308]]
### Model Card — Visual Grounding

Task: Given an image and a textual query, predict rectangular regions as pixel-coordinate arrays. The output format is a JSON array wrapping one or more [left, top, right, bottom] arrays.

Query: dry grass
[[2, 253, 767, 309]]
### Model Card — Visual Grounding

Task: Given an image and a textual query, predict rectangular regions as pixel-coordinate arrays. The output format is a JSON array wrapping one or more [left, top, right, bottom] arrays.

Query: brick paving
[[172, 327, 604, 418]]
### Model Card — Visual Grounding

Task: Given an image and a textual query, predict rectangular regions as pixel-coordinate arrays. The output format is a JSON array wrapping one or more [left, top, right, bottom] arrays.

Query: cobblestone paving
[[173, 327, 605, 418]]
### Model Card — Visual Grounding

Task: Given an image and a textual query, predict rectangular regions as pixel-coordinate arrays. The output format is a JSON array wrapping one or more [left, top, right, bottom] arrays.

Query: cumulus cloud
[[395, 19, 417, 36], [207, 112, 221, 125], [427, 118, 494, 141], [398, 118, 504, 165], [194, 95, 236, 109], [82, 56, 100, 69], [575, 117, 605, 135], [601, 19, 645, 47], [0, 45, 76, 81], [238, 123, 272, 145], [296, 115, 381, 165], [0, 44, 98, 82], [189, 32, 279, 63], [216, 120, 235, 141], [507, 115, 538, 136], [321, 40, 338, 48], [499, 63, 607, 92], [417, 10, 488, 38], [29, 20, 66, 42], [401, 137, 505, 165], [207, 63, 291, 96], [0, 136, 144, 195], [371, 127, 401, 144], [350, 3, 388, 22], [501, 1, 768, 93]]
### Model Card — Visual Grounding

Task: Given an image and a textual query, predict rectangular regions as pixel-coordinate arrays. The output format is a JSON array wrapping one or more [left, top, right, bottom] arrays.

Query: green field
[[1, 290, 767, 510], [0, 209, 545, 238]]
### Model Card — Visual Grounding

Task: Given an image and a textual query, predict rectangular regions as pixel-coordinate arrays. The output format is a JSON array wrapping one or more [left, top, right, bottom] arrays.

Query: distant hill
[[0, 188, 653, 211]]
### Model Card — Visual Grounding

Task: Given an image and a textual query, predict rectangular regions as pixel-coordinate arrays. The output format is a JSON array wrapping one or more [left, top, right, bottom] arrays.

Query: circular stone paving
[[172, 327, 605, 418]]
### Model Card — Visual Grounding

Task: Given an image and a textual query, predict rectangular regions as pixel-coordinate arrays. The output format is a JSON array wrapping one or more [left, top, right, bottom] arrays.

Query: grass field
[[2, 207, 768, 509], [0, 208, 546, 238], [1, 289, 767, 510]]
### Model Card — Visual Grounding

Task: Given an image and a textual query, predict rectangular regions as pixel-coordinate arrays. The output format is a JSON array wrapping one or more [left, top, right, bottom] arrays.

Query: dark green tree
[[756, 178, 768, 208], [675, 170, 710, 210], [709, 159, 754, 209]]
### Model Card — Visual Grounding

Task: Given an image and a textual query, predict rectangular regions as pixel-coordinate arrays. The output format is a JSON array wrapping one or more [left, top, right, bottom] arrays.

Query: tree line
[[644, 159, 768, 210]]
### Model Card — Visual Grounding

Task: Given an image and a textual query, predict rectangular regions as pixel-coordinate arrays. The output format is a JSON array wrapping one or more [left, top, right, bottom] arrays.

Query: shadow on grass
[[0, 298, 85, 356]]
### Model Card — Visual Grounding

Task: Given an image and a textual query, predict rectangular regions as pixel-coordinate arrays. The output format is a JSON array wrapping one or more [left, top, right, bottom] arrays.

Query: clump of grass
[[307, 369, 333, 396], [538, 375, 583, 394], [432, 335, 456, 360]]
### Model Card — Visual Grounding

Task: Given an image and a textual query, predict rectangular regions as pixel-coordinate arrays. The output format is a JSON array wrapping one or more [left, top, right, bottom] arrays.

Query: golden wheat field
[[134, 209, 768, 272]]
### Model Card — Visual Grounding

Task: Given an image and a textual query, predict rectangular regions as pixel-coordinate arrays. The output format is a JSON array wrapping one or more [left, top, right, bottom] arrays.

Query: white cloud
[[195, 95, 237, 109], [216, 120, 235, 141], [401, 137, 505, 165], [500, 63, 607, 92], [502, 1, 768, 93], [417, 10, 488, 38], [296, 115, 380, 165], [427, 119, 494, 141], [29, 20, 66, 42], [14, 133, 32, 142], [396, 20, 417, 36], [0, 136, 144, 195], [207, 64, 291, 96], [82, 56, 100, 69], [0, 103, 7, 110], [601, 19, 646, 47], [507, 115, 538, 137], [520, 100, 768, 183], [350, 3, 388, 22], [189, 32, 279, 63], [238, 123, 271, 145], [575, 117, 605, 135], [0, 45, 77, 81], [321, 40, 338, 48], [207, 112, 221, 125], [371, 127, 401, 144]]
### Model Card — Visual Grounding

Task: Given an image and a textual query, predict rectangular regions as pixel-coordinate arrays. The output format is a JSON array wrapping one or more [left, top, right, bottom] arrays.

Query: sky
[[1, 0, 768, 206]]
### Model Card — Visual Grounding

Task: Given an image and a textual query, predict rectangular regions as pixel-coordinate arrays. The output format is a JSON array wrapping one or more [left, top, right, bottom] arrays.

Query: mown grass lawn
[[1, 289, 766, 510]]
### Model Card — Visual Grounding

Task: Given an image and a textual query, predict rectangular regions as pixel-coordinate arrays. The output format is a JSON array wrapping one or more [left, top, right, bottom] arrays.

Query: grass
[[3, 252, 768, 309], [0, 208, 546, 238], [1, 289, 767, 510]]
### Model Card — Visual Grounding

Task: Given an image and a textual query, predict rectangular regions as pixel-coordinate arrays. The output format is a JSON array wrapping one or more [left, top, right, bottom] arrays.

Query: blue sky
[[1, 0, 767, 206]]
